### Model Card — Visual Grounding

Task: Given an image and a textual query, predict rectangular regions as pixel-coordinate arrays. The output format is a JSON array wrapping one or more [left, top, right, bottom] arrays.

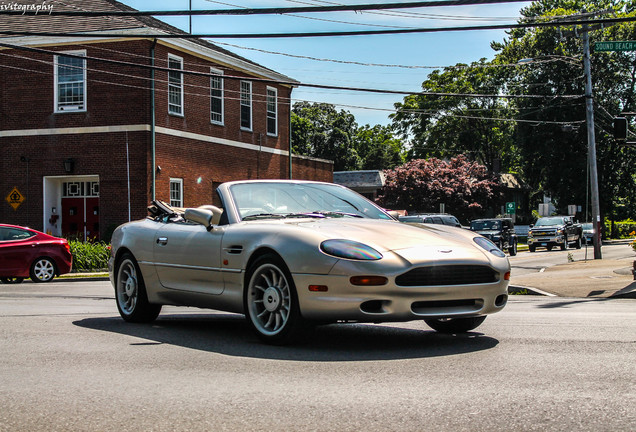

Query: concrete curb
[[508, 285, 555, 296]]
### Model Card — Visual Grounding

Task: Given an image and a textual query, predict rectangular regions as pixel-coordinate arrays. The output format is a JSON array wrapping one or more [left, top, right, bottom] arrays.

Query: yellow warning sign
[[6, 187, 25, 211]]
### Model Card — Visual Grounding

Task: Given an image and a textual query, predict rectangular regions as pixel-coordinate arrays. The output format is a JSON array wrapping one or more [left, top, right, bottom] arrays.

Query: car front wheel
[[425, 316, 486, 333], [575, 236, 582, 249], [30, 257, 56, 283], [245, 254, 306, 345], [561, 238, 569, 250], [115, 253, 161, 323], [508, 241, 517, 256]]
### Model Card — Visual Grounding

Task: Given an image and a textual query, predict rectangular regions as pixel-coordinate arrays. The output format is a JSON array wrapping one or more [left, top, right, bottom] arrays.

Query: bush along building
[[0, 0, 333, 240]]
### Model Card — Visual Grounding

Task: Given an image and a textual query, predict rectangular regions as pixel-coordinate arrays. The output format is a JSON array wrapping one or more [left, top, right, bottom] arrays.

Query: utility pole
[[582, 26, 602, 259]]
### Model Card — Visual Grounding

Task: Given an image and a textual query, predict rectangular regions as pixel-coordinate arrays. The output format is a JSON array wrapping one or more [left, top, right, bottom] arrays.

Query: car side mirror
[[184, 208, 215, 231], [529, 224, 534, 228], [566, 220, 573, 226]]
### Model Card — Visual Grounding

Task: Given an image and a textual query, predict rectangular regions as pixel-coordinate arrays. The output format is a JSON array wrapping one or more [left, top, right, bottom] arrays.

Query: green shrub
[[604, 218, 636, 239], [68, 240, 111, 272]]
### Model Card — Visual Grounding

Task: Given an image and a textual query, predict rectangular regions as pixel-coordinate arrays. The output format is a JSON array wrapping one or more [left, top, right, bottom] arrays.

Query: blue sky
[[119, 0, 533, 126]]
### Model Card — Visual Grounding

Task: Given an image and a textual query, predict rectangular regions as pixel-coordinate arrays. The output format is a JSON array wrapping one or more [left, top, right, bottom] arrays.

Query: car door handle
[[156, 237, 168, 246]]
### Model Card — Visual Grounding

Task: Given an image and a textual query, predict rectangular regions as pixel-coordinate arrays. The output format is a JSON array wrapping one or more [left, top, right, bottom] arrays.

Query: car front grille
[[531, 229, 556, 236], [395, 265, 498, 287]]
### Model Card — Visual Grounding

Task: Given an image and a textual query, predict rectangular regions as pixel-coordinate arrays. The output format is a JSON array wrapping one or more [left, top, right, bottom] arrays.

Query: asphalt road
[[0, 280, 634, 431]]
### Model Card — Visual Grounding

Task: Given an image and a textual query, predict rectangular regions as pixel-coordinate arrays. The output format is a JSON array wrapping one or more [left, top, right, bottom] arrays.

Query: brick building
[[0, 0, 333, 240]]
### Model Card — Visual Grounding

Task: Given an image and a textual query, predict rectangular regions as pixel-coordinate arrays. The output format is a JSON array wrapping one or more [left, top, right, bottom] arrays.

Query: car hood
[[272, 218, 485, 260]]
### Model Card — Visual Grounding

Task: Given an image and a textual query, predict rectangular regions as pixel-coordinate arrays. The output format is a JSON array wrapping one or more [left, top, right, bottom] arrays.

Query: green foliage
[[68, 240, 110, 271], [604, 218, 636, 239], [389, 0, 636, 220], [291, 102, 405, 171], [493, 0, 636, 218], [391, 58, 518, 173]]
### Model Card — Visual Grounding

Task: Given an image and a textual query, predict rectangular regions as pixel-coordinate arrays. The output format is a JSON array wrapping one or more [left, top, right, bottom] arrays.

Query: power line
[[0, 0, 534, 16], [0, 15, 629, 39], [0, 41, 584, 100]]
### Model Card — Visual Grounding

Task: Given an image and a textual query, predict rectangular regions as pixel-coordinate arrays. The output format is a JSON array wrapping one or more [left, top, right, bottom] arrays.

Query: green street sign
[[505, 202, 515, 214], [594, 41, 636, 52]]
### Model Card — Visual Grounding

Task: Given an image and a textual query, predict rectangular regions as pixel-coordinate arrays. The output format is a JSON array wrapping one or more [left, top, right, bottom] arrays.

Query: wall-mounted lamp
[[63, 158, 74, 173], [156, 165, 162, 173]]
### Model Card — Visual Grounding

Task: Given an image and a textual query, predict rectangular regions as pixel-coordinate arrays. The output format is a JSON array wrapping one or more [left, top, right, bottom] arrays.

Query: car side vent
[[396, 265, 497, 287], [225, 245, 243, 255]]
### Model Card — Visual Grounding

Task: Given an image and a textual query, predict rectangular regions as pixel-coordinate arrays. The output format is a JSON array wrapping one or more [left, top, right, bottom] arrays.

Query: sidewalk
[[510, 255, 636, 299]]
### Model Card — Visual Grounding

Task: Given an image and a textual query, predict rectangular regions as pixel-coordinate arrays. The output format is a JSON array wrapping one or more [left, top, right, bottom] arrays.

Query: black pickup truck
[[469, 218, 517, 256], [527, 216, 583, 252]]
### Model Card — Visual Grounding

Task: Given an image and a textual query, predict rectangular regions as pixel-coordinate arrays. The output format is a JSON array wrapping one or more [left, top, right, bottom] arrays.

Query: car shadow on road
[[73, 314, 499, 362]]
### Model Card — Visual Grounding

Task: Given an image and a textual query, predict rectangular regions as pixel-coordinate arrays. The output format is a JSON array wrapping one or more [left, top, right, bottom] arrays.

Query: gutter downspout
[[288, 88, 293, 179], [151, 38, 157, 201]]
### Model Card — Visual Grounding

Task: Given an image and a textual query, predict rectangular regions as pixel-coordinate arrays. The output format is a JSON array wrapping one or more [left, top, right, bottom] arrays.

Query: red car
[[0, 224, 73, 284]]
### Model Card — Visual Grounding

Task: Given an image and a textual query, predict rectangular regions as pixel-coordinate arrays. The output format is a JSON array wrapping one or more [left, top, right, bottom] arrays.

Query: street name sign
[[594, 41, 636, 52]]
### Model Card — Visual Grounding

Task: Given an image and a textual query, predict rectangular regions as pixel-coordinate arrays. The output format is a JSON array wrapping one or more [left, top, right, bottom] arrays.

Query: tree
[[493, 0, 636, 219], [376, 155, 502, 223], [354, 124, 405, 170], [391, 59, 519, 174], [291, 102, 360, 171], [291, 102, 406, 171]]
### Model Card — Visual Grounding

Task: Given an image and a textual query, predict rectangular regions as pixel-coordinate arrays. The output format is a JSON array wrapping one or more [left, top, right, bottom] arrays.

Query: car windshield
[[535, 217, 566, 226], [470, 220, 501, 230], [229, 182, 393, 221], [582, 223, 593, 231]]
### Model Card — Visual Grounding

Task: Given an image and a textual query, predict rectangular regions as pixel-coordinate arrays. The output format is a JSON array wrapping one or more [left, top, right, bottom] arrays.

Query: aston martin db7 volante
[[109, 180, 510, 344]]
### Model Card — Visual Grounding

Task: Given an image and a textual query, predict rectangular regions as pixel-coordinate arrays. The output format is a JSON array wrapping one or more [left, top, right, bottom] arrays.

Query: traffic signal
[[613, 117, 628, 140]]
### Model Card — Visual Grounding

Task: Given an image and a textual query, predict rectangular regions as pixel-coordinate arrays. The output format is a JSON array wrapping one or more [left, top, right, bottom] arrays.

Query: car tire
[[1, 277, 24, 284], [30, 257, 56, 283], [424, 316, 486, 333], [508, 241, 517, 256], [244, 253, 306, 345], [115, 253, 161, 323], [575, 236, 582, 249]]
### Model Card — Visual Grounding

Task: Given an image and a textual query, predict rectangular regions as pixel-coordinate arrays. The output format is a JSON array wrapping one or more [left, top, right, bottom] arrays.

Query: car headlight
[[320, 239, 383, 260], [473, 237, 506, 258]]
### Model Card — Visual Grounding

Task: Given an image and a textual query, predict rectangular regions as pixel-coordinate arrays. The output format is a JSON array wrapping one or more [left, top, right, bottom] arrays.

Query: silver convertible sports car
[[109, 180, 510, 344]]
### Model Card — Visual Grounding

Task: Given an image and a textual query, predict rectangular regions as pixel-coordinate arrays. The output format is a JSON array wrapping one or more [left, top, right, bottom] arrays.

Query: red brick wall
[[0, 39, 333, 236]]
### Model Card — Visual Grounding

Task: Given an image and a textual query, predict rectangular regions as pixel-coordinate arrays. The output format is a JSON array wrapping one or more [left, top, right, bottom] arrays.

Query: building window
[[210, 68, 224, 125], [168, 55, 184, 116], [170, 178, 183, 207], [62, 181, 99, 198], [240, 81, 252, 131], [266, 87, 278, 136], [54, 51, 86, 112]]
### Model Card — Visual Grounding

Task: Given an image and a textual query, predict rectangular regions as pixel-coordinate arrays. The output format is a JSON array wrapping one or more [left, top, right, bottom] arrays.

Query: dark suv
[[469, 218, 517, 256], [399, 214, 462, 227]]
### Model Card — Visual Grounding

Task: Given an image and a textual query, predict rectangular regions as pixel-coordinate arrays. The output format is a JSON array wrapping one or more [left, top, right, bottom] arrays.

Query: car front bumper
[[293, 273, 509, 322]]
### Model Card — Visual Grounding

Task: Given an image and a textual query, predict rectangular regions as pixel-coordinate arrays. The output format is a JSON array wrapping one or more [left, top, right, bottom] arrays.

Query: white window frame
[[168, 54, 184, 116], [210, 67, 224, 125], [266, 86, 278, 137], [240, 80, 252, 131], [54, 50, 87, 113], [170, 178, 183, 207]]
